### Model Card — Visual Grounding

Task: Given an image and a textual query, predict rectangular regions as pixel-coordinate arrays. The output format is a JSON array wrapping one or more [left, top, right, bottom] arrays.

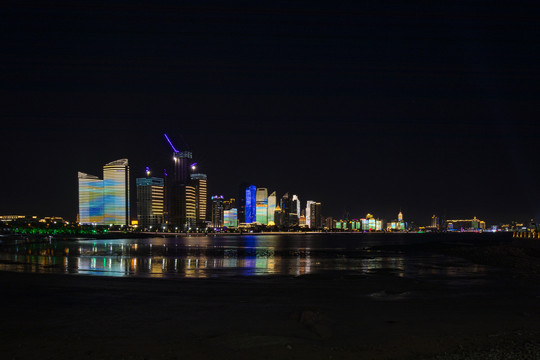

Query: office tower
[[136, 177, 164, 229], [273, 204, 283, 227], [224, 198, 236, 211], [211, 195, 224, 227], [310, 202, 322, 229], [280, 193, 297, 227], [431, 214, 439, 230], [169, 150, 192, 229], [305, 200, 315, 228], [103, 159, 130, 225], [292, 194, 301, 219], [267, 191, 276, 224], [299, 214, 306, 227], [238, 182, 249, 223], [190, 173, 207, 228], [185, 185, 197, 229], [398, 211, 403, 222], [78, 172, 104, 225], [245, 185, 257, 223], [224, 208, 238, 228], [256, 188, 268, 225]]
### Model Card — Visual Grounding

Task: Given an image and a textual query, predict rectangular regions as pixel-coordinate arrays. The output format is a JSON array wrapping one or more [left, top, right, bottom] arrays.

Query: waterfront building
[[305, 200, 315, 228], [190, 173, 208, 228], [361, 214, 383, 231], [431, 215, 439, 230], [309, 202, 322, 229], [256, 188, 268, 225], [292, 195, 301, 219], [211, 195, 224, 227], [136, 177, 164, 229], [237, 182, 249, 223], [185, 185, 197, 230], [273, 204, 283, 227], [168, 150, 193, 229], [224, 198, 236, 211], [268, 191, 276, 224], [280, 193, 294, 227], [224, 208, 238, 228], [445, 217, 486, 231], [299, 214, 306, 227], [245, 185, 257, 223], [324, 216, 333, 230], [103, 159, 130, 226], [78, 172, 104, 225]]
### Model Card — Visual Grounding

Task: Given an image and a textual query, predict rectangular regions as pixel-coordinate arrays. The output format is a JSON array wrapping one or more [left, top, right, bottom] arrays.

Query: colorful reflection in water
[[0, 234, 491, 280]]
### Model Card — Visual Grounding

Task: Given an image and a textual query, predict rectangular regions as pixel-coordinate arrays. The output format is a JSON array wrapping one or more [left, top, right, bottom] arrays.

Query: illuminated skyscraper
[[305, 200, 315, 228], [169, 150, 193, 229], [245, 185, 257, 223], [136, 177, 164, 229], [256, 188, 268, 225], [267, 191, 276, 224], [103, 159, 130, 225], [431, 215, 439, 230], [398, 211, 403, 222], [292, 195, 301, 219], [185, 185, 197, 230], [310, 202, 322, 229], [224, 208, 238, 228], [190, 173, 207, 227], [211, 195, 224, 227], [78, 172, 104, 225]]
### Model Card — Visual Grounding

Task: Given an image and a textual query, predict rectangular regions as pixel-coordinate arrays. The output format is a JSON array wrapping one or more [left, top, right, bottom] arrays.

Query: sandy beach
[[2, 239, 540, 360]]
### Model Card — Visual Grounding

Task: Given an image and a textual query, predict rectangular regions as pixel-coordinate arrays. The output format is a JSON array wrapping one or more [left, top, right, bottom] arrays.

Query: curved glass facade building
[[103, 159, 130, 225], [78, 172, 104, 225], [267, 191, 276, 224]]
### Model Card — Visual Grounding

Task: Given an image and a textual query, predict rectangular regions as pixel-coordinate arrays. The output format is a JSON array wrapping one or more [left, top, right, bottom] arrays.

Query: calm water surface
[[0, 233, 509, 281]]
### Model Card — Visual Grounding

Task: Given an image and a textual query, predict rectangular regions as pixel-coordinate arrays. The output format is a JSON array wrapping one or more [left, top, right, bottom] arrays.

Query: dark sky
[[2, 0, 539, 225]]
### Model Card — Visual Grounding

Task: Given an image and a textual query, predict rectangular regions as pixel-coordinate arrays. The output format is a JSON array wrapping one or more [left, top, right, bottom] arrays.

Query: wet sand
[[1, 255, 540, 360]]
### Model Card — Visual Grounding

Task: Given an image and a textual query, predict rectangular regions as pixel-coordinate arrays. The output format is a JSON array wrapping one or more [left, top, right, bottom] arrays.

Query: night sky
[[2, 1, 539, 225]]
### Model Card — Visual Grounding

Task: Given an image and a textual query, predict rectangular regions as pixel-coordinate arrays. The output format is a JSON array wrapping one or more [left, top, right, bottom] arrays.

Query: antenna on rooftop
[[164, 133, 179, 153]]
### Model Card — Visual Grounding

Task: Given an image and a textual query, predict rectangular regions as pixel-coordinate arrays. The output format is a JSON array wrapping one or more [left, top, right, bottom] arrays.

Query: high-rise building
[[309, 202, 322, 229], [224, 198, 235, 211], [185, 185, 197, 230], [190, 173, 207, 227], [292, 194, 301, 219], [267, 191, 276, 225], [78, 172, 104, 225], [211, 195, 224, 227], [245, 185, 257, 223], [256, 188, 268, 225], [238, 182, 249, 223], [224, 208, 238, 228], [136, 177, 164, 229], [103, 159, 130, 225], [398, 211, 403, 222], [168, 150, 192, 229], [305, 200, 315, 228], [431, 214, 439, 230]]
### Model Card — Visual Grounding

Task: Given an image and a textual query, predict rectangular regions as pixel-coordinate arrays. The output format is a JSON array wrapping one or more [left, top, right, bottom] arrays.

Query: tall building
[[309, 202, 322, 229], [103, 159, 130, 225], [168, 150, 193, 229], [256, 188, 268, 225], [185, 185, 197, 230], [305, 200, 315, 228], [267, 191, 276, 225], [211, 195, 224, 227], [190, 173, 207, 227], [224, 208, 238, 228], [398, 211, 403, 222], [431, 215, 439, 230], [78, 172, 104, 225], [245, 185, 257, 223], [238, 182, 249, 223], [292, 194, 301, 219], [136, 177, 164, 229]]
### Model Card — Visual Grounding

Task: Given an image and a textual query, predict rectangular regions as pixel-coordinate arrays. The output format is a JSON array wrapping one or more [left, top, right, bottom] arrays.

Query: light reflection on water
[[0, 234, 494, 281]]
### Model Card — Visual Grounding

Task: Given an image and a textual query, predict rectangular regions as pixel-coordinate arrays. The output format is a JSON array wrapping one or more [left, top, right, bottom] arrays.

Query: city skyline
[[2, 2, 539, 225]]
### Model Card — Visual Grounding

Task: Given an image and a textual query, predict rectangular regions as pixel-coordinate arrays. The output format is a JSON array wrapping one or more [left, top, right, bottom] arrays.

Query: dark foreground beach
[[1, 237, 540, 360]]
